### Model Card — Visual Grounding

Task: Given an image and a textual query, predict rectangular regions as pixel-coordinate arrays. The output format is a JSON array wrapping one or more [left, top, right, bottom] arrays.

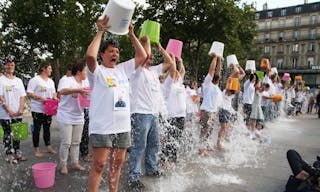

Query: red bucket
[[166, 39, 183, 61], [44, 99, 59, 116], [32, 162, 57, 189]]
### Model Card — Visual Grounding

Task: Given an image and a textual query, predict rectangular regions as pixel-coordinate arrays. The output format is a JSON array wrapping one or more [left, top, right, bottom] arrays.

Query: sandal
[[6, 155, 18, 164]]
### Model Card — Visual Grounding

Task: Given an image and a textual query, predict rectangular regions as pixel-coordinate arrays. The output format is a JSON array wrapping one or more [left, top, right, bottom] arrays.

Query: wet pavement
[[0, 112, 319, 192]]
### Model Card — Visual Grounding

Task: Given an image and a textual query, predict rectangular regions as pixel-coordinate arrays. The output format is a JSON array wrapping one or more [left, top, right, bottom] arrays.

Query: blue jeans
[[128, 113, 159, 182]]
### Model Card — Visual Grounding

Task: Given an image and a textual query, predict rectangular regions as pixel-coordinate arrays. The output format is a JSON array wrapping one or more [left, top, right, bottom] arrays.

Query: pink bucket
[[166, 39, 183, 61], [79, 87, 91, 107], [44, 99, 59, 116], [282, 73, 290, 81], [32, 162, 57, 189]]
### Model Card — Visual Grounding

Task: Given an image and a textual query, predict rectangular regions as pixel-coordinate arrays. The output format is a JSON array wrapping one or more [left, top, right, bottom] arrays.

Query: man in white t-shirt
[[86, 16, 147, 192], [242, 73, 256, 125], [0, 58, 27, 163], [128, 36, 173, 190]]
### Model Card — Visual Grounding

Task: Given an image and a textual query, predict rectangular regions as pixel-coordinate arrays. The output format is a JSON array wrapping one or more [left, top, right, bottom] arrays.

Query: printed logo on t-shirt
[[105, 77, 117, 88], [113, 88, 128, 111], [176, 87, 183, 94], [5, 85, 13, 92], [40, 86, 47, 92]]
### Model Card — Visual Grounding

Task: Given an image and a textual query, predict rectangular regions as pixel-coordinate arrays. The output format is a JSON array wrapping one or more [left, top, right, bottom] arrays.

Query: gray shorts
[[90, 132, 131, 148]]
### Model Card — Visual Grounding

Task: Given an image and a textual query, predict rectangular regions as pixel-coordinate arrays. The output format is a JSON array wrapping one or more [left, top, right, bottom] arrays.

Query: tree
[[134, 0, 257, 82]]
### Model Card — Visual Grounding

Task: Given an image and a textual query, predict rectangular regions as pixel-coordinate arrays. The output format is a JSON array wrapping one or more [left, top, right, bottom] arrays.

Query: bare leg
[[108, 148, 126, 192], [88, 148, 109, 192], [216, 123, 227, 150]]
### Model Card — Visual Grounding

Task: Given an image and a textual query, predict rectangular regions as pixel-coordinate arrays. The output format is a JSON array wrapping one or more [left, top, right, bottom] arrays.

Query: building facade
[[255, 1, 320, 87]]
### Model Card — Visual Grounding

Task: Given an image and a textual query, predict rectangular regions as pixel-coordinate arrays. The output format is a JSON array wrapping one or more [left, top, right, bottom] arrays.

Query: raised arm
[[238, 65, 245, 80], [128, 23, 147, 69], [157, 44, 175, 73], [140, 35, 151, 67], [208, 53, 218, 77], [85, 16, 110, 73], [177, 59, 185, 80]]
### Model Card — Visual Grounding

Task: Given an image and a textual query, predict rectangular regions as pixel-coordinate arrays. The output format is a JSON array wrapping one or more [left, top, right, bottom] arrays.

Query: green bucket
[[139, 20, 160, 45], [0, 126, 3, 138], [256, 71, 264, 81], [10, 122, 28, 141]]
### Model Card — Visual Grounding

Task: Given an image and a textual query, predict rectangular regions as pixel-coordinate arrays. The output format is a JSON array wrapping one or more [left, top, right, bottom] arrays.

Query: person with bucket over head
[[85, 15, 147, 192], [242, 70, 256, 127], [27, 61, 58, 157], [127, 36, 174, 190], [198, 52, 223, 156], [56, 59, 89, 175], [0, 58, 27, 163]]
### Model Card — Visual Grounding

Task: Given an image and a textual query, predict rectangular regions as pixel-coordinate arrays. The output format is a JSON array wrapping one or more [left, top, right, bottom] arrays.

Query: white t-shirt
[[261, 91, 270, 107], [185, 86, 199, 114], [242, 79, 255, 105], [163, 76, 186, 118], [220, 90, 235, 113], [87, 59, 135, 135], [263, 75, 275, 95], [27, 75, 56, 113], [0, 76, 26, 120], [129, 64, 162, 114], [200, 74, 222, 112], [295, 91, 304, 103], [56, 76, 85, 124]]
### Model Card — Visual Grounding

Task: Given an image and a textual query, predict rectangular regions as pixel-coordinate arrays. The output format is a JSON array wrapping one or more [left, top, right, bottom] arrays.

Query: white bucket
[[100, 0, 136, 35], [271, 67, 278, 75], [245, 60, 256, 71], [226, 54, 239, 68], [208, 41, 224, 58]]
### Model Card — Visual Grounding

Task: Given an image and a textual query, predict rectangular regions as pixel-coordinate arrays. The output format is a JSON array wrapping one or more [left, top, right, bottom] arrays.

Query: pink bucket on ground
[[44, 99, 59, 116], [32, 162, 57, 189], [79, 87, 91, 107], [166, 39, 183, 61], [282, 73, 290, 81]]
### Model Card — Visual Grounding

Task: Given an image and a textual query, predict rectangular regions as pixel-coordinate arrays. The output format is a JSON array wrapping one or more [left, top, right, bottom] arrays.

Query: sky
[[134, 0, 320, 11]]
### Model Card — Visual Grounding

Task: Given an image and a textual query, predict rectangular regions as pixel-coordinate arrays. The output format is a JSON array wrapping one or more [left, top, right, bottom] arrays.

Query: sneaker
[[128, 180, 145, 191], [145, 170, 164, 177]]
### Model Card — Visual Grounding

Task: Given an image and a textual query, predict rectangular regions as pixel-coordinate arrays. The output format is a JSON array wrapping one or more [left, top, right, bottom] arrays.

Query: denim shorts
[[219, 108, 232, 123], [90, 132, 131, 148]]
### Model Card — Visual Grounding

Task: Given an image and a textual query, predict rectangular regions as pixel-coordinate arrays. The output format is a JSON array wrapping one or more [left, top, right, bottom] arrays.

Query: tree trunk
[[52, 58, 60, 87]]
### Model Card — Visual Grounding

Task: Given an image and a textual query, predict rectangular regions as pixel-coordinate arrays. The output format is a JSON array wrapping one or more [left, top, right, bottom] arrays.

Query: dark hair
[[212, 73, 220, 84], [264, 83, 270, 88], [39, 61, 51, 73], [66, 64, 72, 71], [99, 38, 120, 53], [71, 59, 86, 76], [249, 74, 255, 82]]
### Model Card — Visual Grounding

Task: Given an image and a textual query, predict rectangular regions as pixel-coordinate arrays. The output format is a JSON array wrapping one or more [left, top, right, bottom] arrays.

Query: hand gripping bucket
[[245, 60, 256, 71], [226, 78, 239, 92], [32, 162, 57, 189], [10, 122, 28, 140], [166, 39, 183, 61], [100, 0, 136, 35], [226, 54, 239, 68], [256, 71, 264, 81], [282, 73, 290, 81], [272, 94, 282, 102], [44, 99, 59, 116], [208, 41, 224, 58], [260, 58, 269, 69], [139, 20, 160, 45], [295, 75, 302, 81], [79, 87, 91, 108]]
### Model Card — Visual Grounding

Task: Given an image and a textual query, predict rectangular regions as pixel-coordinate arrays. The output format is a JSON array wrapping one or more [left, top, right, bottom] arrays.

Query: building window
[[293, 30, 299, 40], [307, 57, 314, 67], [292, 44, 299, 52], [311, 15, 317, 25], [265, 21, 271, 29], [292, 58, 298, 69], [279, 19, 285, 27], [295, 17, 301, 27], [295, 6, 301, 13], [308, 42, 315, 51], [265, 45, 270, 54], [265, 33, 270, 41], [310, 29, 316, 39], [281, 9, 286, 16], [255, 13, 260, 19], [277, 58, 283, 69], [279, 32, 285, 41], [277, 45, 284, 53], [267, 11, 273, 18]]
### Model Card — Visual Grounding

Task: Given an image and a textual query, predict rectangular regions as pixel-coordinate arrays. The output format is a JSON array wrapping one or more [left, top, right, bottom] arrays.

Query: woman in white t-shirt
[[27, 61, 57, 157], [185, 81, 200, 122], [86, 16, 147, 192], [57, 60, 89, 175]]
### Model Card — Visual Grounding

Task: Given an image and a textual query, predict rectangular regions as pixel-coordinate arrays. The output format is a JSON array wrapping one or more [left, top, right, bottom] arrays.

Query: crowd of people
[[1, 15, 320, 192]]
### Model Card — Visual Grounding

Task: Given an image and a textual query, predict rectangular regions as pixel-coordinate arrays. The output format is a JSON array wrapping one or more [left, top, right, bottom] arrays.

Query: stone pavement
[[0, 113, 319, 192]]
